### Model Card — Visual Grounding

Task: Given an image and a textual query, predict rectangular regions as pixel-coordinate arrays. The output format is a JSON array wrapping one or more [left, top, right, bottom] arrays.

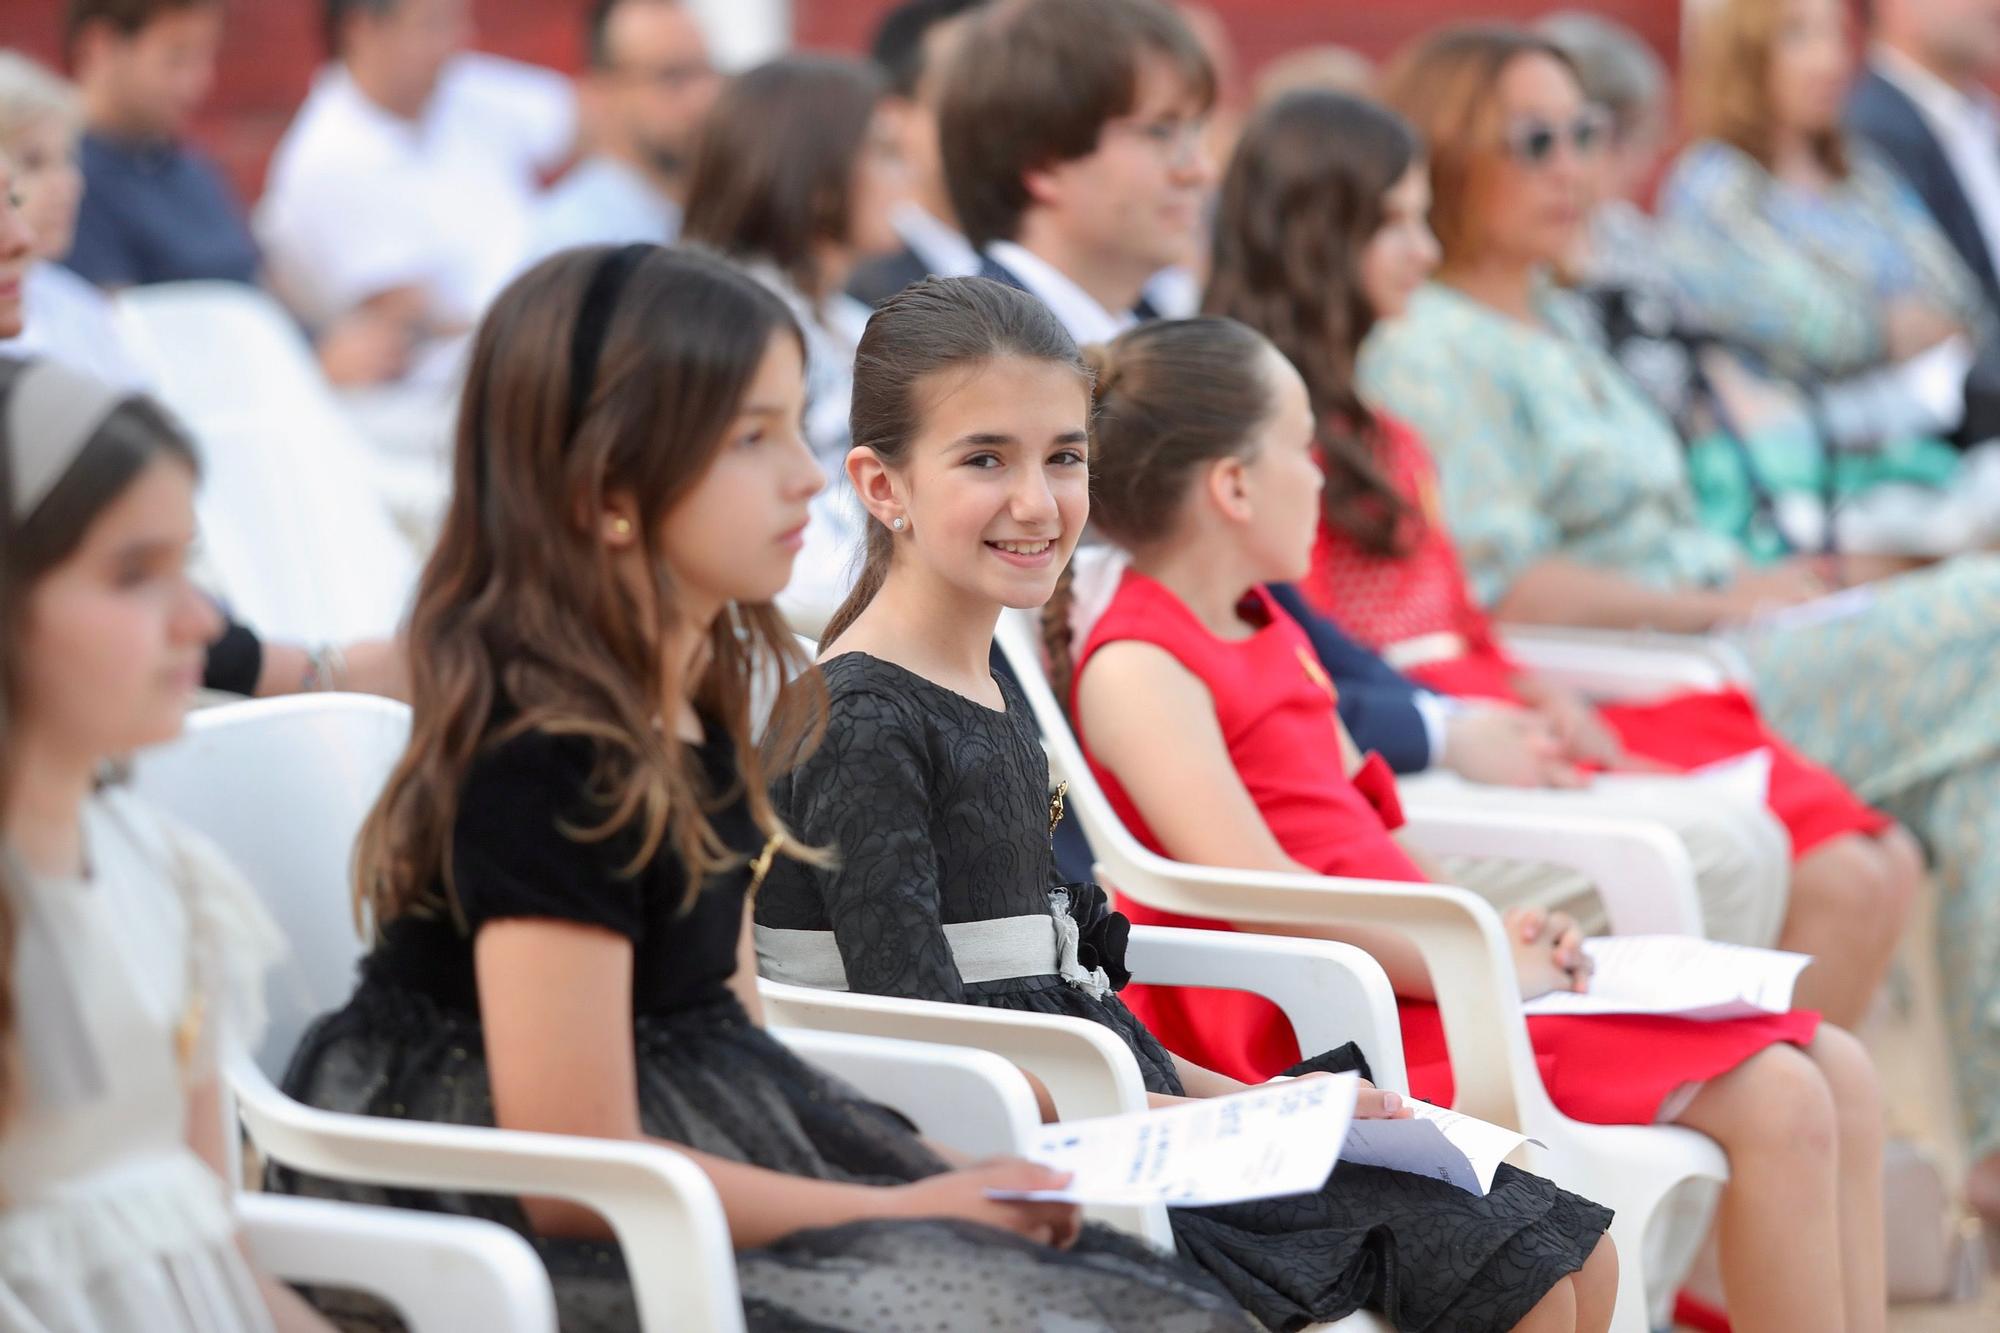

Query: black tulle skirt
[[269, 983, 1255, 1333], [964, 974, 1616, 1333]]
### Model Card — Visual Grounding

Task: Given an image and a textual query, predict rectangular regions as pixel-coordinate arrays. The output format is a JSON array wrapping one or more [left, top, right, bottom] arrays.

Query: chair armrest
[[758, 981, 1145, 1121], [772, 1026, 1042, 1160], [757, 981, 1172, 1248], [1123, 926, 1408, 1093], [1076, 848, 1550, 1132], [1496, 626, 1751, 700], [1397, 801, 1707, 937], [237, 1193, 557, 1333], [227, 1051, 745, 1333]]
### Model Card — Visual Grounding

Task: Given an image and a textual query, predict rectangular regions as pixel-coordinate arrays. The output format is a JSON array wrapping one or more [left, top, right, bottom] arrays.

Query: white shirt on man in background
[[525, 154, 682, 268], [256, 52, 575, 336]]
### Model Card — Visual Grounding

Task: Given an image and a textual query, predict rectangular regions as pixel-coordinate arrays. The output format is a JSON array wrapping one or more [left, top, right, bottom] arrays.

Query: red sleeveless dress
[[1299, 414, 1889, 859], [1073, 571, 1820, 1123]]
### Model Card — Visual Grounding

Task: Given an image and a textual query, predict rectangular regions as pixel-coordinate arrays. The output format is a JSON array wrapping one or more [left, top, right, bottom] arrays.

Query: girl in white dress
[[0, 355, 330, 1332]]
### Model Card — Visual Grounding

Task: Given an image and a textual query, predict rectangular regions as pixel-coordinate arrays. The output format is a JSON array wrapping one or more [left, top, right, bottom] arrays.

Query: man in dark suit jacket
[[1846, 2, 2000, 314], [847, 0, 989, 308]]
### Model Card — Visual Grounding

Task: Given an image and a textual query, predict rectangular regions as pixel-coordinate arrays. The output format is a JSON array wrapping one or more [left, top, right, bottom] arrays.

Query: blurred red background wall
[[0, 1, 1680, 203]]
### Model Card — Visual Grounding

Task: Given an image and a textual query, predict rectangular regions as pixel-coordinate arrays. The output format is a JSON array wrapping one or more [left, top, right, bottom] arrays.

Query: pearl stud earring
[[891, 516, 907, 531]]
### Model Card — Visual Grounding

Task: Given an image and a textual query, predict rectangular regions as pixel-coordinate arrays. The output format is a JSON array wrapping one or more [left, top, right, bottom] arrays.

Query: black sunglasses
[[1503, 107, 1612, 167]]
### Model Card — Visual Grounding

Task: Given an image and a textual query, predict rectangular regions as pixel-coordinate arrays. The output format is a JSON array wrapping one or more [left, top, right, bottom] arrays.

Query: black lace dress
[[269, 722, 1252, 1333], [758, 654, 1614, 1333]]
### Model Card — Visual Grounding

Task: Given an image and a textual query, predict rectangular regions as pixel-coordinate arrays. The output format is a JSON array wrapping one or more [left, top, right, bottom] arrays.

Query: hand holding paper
[[1341, 1100, 1541, 1195], [988, 1072, 1359, 1207], [1521, 935, 1811, 1021]]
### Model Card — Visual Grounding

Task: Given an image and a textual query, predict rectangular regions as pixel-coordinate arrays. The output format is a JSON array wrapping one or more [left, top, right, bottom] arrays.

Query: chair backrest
[[114, 282, 419, 643], [997, 609, 1425, 1086], [130, 693, 412, 1076], [994, 608, 1232, 915], [999, 607, 1565, 1129]]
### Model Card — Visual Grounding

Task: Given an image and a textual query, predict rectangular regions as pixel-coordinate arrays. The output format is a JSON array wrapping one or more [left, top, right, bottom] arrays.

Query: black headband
[[565, 243, 656, 441]]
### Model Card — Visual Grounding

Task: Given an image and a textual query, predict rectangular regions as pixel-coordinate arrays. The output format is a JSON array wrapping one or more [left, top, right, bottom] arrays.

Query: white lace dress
[[0, 788, 282, 1332]]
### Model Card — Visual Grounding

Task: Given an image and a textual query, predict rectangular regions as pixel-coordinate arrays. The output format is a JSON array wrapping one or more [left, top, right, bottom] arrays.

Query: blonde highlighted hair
[[1683, 0, 1849, 178], [1378, 24, 1578, 269]]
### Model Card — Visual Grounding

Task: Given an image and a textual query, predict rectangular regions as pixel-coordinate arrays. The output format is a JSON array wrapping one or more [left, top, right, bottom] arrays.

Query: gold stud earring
[[611, 516, 633, 538]]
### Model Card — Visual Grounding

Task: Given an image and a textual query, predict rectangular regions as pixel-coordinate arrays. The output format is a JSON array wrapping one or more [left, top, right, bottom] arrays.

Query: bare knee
[[1791, 835, 1912, 938], [1873, 824, 1926, 919], [1808, 1025, 1885, 1153], [1508, 1273, 1577, 1333], [1706, 1044, 1839, 1162], [1571, 1234, 1617, 1333]]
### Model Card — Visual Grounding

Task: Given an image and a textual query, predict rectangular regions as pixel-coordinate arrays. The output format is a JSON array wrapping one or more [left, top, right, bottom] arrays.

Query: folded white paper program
[[1340, 1099, 1540, 1195], [1521, 934, 1811, 1021], [987, 1072, 1359, 1207]]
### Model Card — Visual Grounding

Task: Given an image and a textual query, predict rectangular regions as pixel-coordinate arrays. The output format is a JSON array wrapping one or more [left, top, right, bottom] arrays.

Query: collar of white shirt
[[893, 203, 981, 280], [985, 240, 1137, 345]]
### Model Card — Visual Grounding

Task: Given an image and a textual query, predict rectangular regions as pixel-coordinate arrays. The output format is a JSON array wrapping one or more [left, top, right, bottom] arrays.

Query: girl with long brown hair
[[1205, 87, 1915, 1036], [1058, 315, 1887, 1333], [756, 275, 1618, 1333], [683, 54, 905, 613], [269, 245, 1250, 1333], [0, 356, 330, 1332]]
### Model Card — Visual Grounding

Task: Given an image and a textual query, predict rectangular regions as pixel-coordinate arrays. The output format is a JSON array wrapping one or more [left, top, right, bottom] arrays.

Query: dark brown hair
[[1684, 0, 1850, 179], [63, 0, 217, 62], [1379, 25, 1577, 269], [1041, 317, 1279, 705], [0, 357, 199, 1117], [938, 0, 1215, 249], [1205, 91, 1422, 556], [681, 55, 886, 305], [354, 247, 822, 931], [818, 275, 1088, 648]]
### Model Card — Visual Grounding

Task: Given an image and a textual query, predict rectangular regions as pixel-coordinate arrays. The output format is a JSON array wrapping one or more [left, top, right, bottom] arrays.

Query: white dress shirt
[[524, 155, 681, 268], [1, 262, 152, 391], [1873, 44, 2000, 280], [893, 203, 981, 280], [984, 240, 1137, 346], [256, 53, 575, 330]]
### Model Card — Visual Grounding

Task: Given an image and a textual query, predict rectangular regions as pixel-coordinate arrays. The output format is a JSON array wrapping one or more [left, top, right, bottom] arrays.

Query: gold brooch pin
[[747, 832, 784, 896], [1047, 779, 1069, 837]]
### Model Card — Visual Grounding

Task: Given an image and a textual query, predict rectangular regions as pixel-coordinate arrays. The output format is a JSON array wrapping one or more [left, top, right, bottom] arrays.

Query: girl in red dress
[[1053, 314, 1887, 1332], [1201, 89, 1920, 1034]]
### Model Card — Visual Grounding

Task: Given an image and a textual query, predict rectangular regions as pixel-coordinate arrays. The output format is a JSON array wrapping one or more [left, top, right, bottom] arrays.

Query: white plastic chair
[[1496, 624, 1754, 699], [114, 282, 429, 644], [132, 693, 1055, 1332], [761, 921, 1405, 1248], [991, 609, 1729, 1333], [238, 1192, 558, 1333]]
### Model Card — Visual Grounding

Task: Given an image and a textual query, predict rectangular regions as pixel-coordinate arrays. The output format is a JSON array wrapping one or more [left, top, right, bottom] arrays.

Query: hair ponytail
[[818, 520, 891, 649], [1039, 556, 1080, 714], [816, 275, 1088, 648]]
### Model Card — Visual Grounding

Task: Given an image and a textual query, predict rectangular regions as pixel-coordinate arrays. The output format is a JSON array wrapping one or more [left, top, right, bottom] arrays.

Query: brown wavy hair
[[1379, 25, 1577, 269], [1205, 90, 1422, 556], [1041, 318, 1278, 707], [818, 275, 1090, 650], [1683, 0, 1849, 178], [0, 357, 198, 1118], [681, 54, 887, 305], [353, 247, 823, 932]]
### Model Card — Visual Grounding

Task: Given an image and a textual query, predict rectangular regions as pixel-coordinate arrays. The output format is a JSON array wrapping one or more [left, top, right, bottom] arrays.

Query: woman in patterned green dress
[[1365, 24, 2000, 1225]]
